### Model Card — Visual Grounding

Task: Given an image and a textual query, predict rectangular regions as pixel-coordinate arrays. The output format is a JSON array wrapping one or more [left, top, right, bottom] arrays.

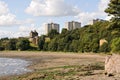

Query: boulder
[[105, 54, 120, 76]]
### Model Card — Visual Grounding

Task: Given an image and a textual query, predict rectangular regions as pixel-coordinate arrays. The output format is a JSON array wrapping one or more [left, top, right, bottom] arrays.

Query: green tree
[[111, 37, 120, 52], [64, 42, 70, 52], [16, 39, 30, 51], [0, 46, 4, 51], [48, 38, 58, 51], [38, 35, 45, 50], [57, 38, 65, 51], [91, 39, 99, 53], [69, 40, 80, 52], [61, 28, 68, 34], [99, 43, 110, 53], [43, 42, 49, 51], [5, 39, 17, 50], [48, 29, 59, 39], [105, 0, 120, 19], [1, 37, 9, 41], [38, 39, 45, 50]]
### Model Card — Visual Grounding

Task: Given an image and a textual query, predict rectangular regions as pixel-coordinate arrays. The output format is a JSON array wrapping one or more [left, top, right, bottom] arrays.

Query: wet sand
[[0, 51, 106, 80], [0, 51, 105, 69]]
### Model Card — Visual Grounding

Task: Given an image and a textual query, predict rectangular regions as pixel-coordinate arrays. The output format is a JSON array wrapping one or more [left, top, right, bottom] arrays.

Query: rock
[[105, 54, 120, 76]]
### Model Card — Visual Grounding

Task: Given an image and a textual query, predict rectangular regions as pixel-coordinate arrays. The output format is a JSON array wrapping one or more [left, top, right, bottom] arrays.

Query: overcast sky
[[0, 0, 110, 38]]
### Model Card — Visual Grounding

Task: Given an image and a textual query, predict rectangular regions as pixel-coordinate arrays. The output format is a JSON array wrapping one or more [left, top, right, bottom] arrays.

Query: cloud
[[0, 29, 30, 38], [37, 23, 46, 35], [0, 30, 10, 38], [0, 1, 34, 26], [19, 23, 46, 36], [0, 29, 26, 38], [76, 12, 99, 25], [19, 24, 37, 32], [25, 0, 80, 16], [0, 1, 9, 15], [76, 0, 110, 25], [0, 14, 34, 26], [11, 32, 29, 38], [98, 0, 109, 12], [0, 23, 45, 39], [0, 14, 16, 26]]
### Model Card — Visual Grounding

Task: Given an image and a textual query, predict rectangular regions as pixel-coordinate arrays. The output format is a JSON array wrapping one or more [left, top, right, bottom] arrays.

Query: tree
[[99, 43, 110, 53], [38, 35, 45, 50], [91, 39, 99, 53], [69, 40, 80, 52], [48, 38, 58, 51], [48, 29, 59, 39], [38, 39, 45, 50], [111, 37, 120, 52], [5, 39, 17, 50], [0, 37, 9, 41], [105, 0, 120, 19], [16, 39, 30, 51], [61, 28, 68, 35], [0, 46, 4, 51], [43, 42, 49, 51], [57, 38, 65, 51]]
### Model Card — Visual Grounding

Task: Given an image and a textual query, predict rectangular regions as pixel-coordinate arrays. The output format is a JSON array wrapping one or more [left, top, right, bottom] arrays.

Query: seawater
[[0, 58, 31, 76]]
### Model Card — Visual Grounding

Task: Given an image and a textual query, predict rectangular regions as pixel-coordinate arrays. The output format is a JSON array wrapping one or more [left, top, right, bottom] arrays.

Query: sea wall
[[105, 54, 120, 76]]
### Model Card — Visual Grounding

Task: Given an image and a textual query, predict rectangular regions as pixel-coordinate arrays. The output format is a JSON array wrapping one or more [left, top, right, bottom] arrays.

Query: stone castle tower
[[29, 30, 39, 45]]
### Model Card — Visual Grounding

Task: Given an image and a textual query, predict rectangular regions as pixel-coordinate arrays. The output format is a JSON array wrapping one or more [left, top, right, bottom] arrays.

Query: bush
[[0, 46, 4, 51], [99, 43, 110, 53], [16, 39, 30, 51], [111, 37, 120, 52]]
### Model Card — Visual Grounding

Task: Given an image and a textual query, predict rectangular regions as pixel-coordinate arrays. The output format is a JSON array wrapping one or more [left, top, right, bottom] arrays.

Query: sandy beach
[[0, 51, 104, 70], [0, 51, 118, 80]]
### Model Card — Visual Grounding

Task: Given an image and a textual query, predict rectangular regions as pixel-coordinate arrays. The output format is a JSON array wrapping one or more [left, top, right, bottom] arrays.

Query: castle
[[29, 30, 39, 45]]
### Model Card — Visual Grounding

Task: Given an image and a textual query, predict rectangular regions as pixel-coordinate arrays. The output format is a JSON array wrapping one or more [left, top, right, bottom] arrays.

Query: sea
[[0, 58, 31, 76]]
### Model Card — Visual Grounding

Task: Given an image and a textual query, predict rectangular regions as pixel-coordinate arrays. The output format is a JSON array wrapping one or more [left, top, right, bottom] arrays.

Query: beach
[[0, 51, 118, 80]]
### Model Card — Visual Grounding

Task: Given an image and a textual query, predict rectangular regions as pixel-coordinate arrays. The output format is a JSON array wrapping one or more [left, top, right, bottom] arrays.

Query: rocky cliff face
[[105, 54, 120, 76]]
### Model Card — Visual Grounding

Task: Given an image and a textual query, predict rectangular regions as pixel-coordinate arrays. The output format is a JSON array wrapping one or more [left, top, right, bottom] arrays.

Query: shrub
[[111, 37, 120, 52]]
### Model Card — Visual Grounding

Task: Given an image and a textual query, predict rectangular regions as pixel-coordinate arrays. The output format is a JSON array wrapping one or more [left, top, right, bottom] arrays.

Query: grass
[[11, 62, 104, 80]]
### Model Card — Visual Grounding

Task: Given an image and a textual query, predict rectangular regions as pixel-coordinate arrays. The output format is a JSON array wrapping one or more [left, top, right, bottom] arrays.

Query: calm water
[[0, 58, 31, 76]]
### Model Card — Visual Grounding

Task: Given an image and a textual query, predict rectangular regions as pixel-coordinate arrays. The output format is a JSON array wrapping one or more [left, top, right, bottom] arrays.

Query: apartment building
[[65, 21, 81, 30], [45, 23, 59, 34]]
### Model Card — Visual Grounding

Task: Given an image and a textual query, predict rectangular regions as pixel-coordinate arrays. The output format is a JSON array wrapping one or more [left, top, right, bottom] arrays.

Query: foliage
[[36, 19, 120, 53], [16, 39, 30, 51], [99, 43, 110, 53], [5, 39, 17, 50], [38, 35, 45, 50], [111, 37, 120, 52], [43, 42, 49, 51], [0, 37, 9, 41], [105, 0, 120, 19], [48, 29, 59, 39], [48, 38, 58, 51], [0, 46, 4, 51], [61, 28, 68, 35]]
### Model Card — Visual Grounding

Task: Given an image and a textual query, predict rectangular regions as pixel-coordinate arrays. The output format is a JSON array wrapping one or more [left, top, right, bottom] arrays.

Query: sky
[[0, 0, 110, 38]]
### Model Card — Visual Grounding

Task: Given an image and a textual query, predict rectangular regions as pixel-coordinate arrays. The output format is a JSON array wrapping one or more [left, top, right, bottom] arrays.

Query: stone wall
[[105, 54, 120, 76]]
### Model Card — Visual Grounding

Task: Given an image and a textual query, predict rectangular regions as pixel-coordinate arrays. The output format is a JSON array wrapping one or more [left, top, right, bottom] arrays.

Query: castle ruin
[[29, 30, 39, 45]]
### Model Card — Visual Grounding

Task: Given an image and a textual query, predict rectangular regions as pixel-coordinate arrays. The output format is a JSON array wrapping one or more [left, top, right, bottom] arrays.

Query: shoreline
[[0, 51, 105, 69], [0, 51, 105, 80]]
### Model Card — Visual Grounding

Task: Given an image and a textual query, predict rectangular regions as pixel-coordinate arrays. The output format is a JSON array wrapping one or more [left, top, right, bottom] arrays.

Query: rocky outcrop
[[99, 39, 108, 46], [105, 54, 120, 76]]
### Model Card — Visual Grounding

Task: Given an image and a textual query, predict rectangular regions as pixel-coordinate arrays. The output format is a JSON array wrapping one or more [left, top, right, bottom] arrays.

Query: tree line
[[0, 20, 120, 53], [37, 20, 120, 53]]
